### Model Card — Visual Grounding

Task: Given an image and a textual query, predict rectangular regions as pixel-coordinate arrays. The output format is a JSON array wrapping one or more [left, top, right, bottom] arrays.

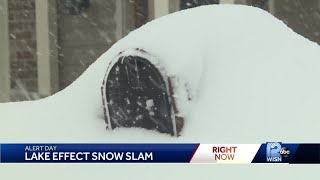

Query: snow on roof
[[1, 5, 320, 143]]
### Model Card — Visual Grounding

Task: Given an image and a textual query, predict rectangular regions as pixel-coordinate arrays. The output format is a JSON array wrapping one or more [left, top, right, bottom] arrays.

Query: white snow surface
[[1, 5, 320, 179]]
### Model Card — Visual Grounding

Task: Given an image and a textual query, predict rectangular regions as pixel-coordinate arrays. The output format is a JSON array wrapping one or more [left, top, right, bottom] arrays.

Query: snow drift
[[1, 5, 320, 143], [1, 4, 320, 180]]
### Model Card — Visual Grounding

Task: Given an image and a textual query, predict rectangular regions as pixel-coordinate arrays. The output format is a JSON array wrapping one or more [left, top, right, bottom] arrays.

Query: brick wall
[[273, 0, 320, 45], [57, 0, 117, 89], [8, 0, 38, 101]]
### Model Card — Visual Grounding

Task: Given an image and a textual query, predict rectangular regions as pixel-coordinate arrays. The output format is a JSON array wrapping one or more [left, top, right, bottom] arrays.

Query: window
[[57, 0, 90, 15], [180, 0, 219, 10], [102, 50, 183, 136]]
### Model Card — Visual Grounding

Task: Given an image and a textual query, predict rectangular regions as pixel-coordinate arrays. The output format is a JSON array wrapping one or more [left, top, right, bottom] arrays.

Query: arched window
[[102, 50, 183, 136]]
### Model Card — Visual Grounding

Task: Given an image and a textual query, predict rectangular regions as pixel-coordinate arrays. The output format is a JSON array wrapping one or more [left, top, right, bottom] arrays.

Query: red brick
[[8, 12, 15, 21], [26, 79, 38, 92], [16, 40, 36, 50], [8, 0, 38, 94], [15, 31, 31, 39], [21, 22, 35, 31], [16, 51, 34, 59], [8, 2, 16, 11], [11, 69, 35, 79], [9, 23, 23, 32]]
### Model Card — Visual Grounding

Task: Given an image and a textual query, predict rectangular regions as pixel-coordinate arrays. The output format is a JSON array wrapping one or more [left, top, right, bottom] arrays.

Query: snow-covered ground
[[1, 4, 320, 179]]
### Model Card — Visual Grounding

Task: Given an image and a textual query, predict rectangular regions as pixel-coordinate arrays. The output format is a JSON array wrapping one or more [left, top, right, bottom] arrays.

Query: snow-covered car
[[1, 4, 320, 179]]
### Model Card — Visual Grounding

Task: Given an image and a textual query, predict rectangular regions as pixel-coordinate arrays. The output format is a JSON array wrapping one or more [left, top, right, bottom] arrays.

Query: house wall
[[8, 0, 38, 101], [57, 0, 118, 89], [272, 0, 320, 45], [2, 0, 320, 102]]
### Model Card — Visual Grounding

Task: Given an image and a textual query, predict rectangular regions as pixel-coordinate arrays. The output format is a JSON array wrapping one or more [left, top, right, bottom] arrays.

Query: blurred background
[[0, 0, 319, 102]]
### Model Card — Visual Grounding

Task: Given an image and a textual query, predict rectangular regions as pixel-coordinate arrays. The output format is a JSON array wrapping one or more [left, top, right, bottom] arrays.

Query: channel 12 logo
[[266, 142, 290, 162]]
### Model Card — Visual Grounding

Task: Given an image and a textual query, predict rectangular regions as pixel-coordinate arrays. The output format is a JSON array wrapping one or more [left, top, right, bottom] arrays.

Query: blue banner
[[0, 144, 198, 163], [0, 143, 319, 164], [252, 143, 320, 164]]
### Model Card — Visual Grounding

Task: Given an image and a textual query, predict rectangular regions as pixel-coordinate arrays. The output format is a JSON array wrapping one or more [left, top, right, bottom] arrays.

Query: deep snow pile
[[1, 5, 320, 144]]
